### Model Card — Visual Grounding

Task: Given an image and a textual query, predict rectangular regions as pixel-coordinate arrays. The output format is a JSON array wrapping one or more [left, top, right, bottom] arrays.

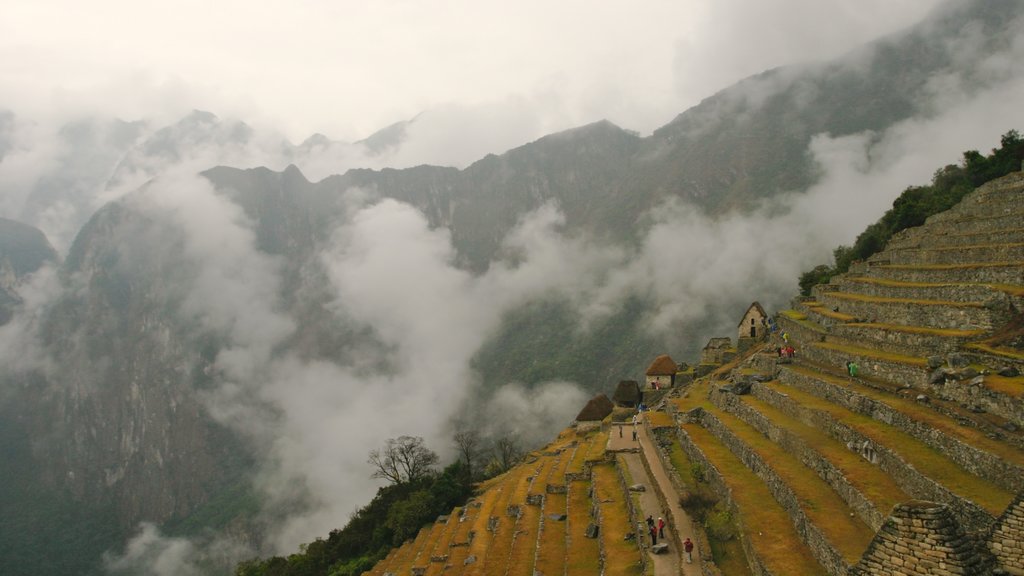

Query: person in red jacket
[[683, 537, 694, 563], [657, 517, 665, 539]]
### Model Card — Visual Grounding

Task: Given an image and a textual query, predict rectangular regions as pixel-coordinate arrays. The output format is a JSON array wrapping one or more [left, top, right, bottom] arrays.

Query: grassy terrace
[[874, 261, 1024, 271], [585, 429, 610, 462], [677, 419, 827, 575], [566, 433, 597, 477], [645, 410, 674, 428], [533, 488, 568, 576], [737, 393, 911, 524], [463, 463, 533, 576], [823, 290, 987, 308], [479, 460, 543, 576], [844, 321, 983, 338], [704, 400, 876, 564], [422, 507, 462, 576], [804, 301, 856, 322], [565, 480, 601, 576], [407, 519, 448, 573], [391, 520, 436, 573], [615, 455, 655, 576], [593, 462, 643, 575], [766, 372, 1016, 515], [785, 364, 1024, 470], [965, 341, 1024, 363], [812, 341, 927, 367], [893, 241, 1024, 253], [664, 438, 750, 575], [505, 456, 554, 576], [780, 309, 827, 333], [443, 501, 481, 572]]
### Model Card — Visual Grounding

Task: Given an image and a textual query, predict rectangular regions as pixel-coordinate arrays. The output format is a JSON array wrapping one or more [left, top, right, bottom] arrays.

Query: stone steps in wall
[[667, 402, 829, 575], [877, 243, 1024, 266], [692, 391, 876, 573], [709, 384, 912, 532], [777, 363, 1024, 493], [858, 261, 1024, 285], [813, 290, 1001, 332], [753, 373, 1012, 533], [502, 453, 559, 576], [421, 505, 469, 576]]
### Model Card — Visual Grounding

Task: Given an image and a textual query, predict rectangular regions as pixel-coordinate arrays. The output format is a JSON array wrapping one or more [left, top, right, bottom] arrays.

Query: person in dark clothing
[[684, 537, 694, 563]]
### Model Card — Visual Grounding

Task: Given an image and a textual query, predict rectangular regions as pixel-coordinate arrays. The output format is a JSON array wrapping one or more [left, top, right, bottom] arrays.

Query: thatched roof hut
[[645, 354, 677, 376], [575, 393, 614, 422], [612, 380, 641, 407]]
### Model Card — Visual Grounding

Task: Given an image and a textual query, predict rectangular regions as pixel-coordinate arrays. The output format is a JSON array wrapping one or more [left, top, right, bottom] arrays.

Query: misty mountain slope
[[1, 1, 1022, 573], [639, 0, 1024, 213], [0, 217, 56, 324]]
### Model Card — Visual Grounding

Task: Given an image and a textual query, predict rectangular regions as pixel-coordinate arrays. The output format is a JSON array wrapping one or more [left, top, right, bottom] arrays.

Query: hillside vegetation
[[799, 129, 1024, 295]]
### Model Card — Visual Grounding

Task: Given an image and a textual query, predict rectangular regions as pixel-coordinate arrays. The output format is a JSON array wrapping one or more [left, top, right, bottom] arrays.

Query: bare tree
[[453, 428, 481, 481], [367, 436, 439, 485], [493, 434, 524, 471]]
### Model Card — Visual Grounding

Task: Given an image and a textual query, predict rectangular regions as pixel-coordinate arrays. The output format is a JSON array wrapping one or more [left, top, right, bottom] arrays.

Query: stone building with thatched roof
[[612, 380, 642, 408], [645, 354, 677, 390], [574, 393, 614, 431]]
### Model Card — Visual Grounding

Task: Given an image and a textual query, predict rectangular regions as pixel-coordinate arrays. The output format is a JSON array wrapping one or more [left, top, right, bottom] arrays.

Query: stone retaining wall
[[849, 502, 992, 576], [815, 291, 1001, 332], [861, 262, 1023, 285], [885, 243, 1024, 266], [778, 366, 1024, 494], [612, 456, 649, 574], [801, 342, 928, 390], [889, 226, 1024, 249], [826, 278, 1002, 306], [990, 493, 1024, 575], [709, 387, 887, 531], [826, 325, 965, 357], [751, 378, 996, 533], [695, 407, 851, 576], [648, 425, 724, 576], [669, 406, 771, 576]]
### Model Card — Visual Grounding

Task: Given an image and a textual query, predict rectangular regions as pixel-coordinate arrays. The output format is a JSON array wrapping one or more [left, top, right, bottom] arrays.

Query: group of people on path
[[644, 515, 695, 563]]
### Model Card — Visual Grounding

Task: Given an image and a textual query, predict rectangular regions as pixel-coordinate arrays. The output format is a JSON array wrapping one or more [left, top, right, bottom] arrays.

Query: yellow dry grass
[[480, 462, 543, 576], [705, 405, 875, 563], [826, 291, 987, 308], [781, 309, 827, 333], [740, 393, 910, 517], [776, 368, 1015, 515], [565, 480, 601, 576], [681, 422, 828, 575], [786, 364, 1024, 469], [592, 462, 643, 575], [805, 301, 857, 322], [846, 321, 984, 338], [645, 410, 674, 428], [533, 490, 568, 576], [813, 341, 927, 367], [585, 430, 610, 462]]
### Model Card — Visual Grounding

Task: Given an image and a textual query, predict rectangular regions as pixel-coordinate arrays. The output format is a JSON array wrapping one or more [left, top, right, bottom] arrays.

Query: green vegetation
[[799, 130, 1024, 295], [235, 461, 472, 576]]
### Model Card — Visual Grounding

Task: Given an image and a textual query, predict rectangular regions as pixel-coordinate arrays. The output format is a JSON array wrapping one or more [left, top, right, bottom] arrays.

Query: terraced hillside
[[365, 173, 1024, 576], [681, 171, 1023, 575]]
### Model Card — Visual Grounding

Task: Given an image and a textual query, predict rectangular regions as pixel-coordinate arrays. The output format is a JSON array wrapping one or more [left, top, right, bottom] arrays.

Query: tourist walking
[[684, 537, 694, 563], [657, 517, 665, 539]]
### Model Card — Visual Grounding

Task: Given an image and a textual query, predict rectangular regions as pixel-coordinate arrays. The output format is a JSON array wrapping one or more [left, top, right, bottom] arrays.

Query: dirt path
[[609, 419, 702, 575]]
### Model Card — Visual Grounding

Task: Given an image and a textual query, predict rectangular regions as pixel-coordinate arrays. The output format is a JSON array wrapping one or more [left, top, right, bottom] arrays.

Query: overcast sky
[[2, 0, 945, 144]]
